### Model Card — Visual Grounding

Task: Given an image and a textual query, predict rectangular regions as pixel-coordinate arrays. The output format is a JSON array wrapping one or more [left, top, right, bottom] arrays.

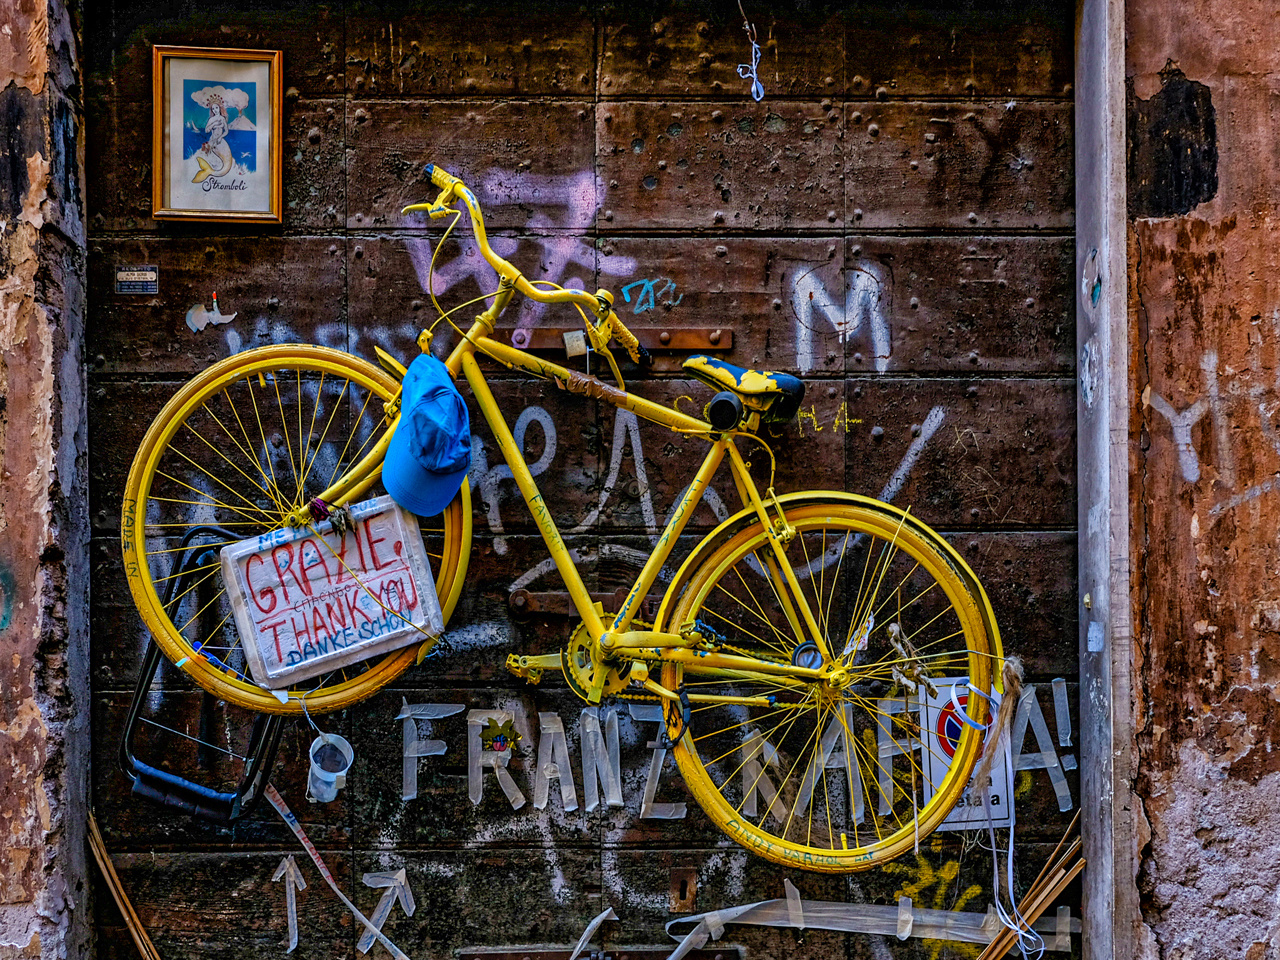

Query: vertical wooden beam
[[1075, 0, 1138, 956]]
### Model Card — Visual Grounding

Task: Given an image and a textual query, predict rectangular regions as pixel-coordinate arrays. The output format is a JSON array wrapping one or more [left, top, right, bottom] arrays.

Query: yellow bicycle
[[121, 164, 1003, 871]]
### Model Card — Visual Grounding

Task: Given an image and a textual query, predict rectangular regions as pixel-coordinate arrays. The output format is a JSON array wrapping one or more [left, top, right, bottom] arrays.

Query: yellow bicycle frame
[[290, 171, 838, 705], [451, 330, 831, 698]]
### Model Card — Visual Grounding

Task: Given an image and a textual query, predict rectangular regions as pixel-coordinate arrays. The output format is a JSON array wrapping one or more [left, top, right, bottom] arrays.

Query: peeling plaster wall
[[0, 0, 90, 958], [1127, 3, 1280, 957]]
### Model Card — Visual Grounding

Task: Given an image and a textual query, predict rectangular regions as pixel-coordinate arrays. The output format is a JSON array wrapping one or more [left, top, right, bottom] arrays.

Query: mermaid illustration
[[188, 85, 250, 184]]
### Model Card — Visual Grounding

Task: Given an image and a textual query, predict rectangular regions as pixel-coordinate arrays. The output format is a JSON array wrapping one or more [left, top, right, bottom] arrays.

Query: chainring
[[561, 619, 631, 702]]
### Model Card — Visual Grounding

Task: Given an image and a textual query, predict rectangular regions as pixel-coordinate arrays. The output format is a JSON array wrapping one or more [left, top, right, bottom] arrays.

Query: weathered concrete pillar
[[1128, 2, 1280, 957], [0, 0, 90, 957]]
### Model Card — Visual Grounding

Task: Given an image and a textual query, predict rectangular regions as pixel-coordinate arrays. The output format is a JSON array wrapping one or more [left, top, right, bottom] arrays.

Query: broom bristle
[[972, 656, 1023, 789]]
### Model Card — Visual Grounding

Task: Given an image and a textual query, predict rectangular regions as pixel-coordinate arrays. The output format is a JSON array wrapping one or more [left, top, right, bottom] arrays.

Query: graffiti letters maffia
[[221, 496, 442, 689]]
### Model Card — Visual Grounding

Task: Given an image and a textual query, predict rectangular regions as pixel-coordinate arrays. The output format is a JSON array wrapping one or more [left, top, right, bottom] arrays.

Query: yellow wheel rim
[[121, 345, 470, 715], [658, 495, 1000, 872]]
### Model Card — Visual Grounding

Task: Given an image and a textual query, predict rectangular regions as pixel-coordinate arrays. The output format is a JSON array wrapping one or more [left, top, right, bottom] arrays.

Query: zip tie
[[950, 680, 999, 731]]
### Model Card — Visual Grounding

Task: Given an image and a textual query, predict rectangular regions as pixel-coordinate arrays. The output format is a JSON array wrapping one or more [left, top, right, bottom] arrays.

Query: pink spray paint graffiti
[[403, 169, 638, 332]]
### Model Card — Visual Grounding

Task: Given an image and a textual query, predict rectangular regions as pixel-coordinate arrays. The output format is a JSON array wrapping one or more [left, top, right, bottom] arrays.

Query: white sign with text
[[221, 496, 441, 688], [920, 679, 1014, 831]]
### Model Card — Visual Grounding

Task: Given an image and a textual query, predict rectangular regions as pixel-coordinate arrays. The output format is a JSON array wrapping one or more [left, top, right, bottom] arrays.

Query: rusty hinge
[[460, 948, 742, 960], [498, 326, 732, 352], [509, 588, 659, 622]]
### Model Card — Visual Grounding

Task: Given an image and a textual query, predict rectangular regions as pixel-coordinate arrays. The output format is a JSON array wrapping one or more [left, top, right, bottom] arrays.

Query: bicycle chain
[[601, 640, 797, 711]]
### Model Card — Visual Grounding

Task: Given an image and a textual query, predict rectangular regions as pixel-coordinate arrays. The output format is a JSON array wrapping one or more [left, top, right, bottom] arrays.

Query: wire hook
[[736, 0, 765, 101]]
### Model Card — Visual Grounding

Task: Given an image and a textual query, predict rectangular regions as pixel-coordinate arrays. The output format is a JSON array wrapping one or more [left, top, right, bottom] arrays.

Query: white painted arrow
[[271, 855, 307, 953], [357, 869, 416, 955]]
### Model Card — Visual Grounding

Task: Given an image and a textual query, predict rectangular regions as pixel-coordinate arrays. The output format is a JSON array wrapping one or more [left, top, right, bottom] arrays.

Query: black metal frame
[[119, 525, 284, 822]]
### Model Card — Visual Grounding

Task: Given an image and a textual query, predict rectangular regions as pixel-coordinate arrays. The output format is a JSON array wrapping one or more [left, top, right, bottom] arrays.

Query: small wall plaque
[[115, 265, 159, 295]]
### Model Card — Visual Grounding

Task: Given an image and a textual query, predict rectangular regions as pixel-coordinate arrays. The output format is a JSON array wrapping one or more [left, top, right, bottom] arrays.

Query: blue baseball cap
[[383, 354, 471, 517]]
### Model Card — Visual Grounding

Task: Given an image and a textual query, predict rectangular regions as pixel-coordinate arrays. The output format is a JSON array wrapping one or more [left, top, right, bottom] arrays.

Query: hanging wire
[[140, 717, 247, 760], [736, 0, 765, 101], [296, 689, 322, 737]]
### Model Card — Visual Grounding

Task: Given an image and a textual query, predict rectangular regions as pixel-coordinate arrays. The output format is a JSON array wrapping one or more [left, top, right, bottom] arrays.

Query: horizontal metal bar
[[499, 326, 732, 352]]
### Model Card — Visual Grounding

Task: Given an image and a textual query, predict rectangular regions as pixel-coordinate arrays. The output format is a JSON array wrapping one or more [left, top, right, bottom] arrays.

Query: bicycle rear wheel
[[121, 345, 471, 715], [658, 493, 1001, 872]]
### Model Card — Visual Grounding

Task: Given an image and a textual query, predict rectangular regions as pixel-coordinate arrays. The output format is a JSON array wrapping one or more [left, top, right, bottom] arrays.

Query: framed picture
[[152, 45, 283, 223]]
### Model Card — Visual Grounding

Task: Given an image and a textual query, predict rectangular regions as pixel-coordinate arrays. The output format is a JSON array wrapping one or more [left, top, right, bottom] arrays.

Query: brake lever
[[400, 186, 458, 220]]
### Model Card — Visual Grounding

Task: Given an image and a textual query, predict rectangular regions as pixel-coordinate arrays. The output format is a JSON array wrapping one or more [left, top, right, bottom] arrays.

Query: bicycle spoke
[[709, 580, 792, 654], [221, 386, 291, 513], [180, 417, 284, 515], [323, 382, 378, 493], [155, 458, 277, 524], [297, 372, 342, 496], [245, 373, 289, 513]]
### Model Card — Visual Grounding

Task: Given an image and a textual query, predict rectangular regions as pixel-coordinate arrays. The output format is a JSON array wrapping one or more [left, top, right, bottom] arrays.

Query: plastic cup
[[307, 733, 354, 803]]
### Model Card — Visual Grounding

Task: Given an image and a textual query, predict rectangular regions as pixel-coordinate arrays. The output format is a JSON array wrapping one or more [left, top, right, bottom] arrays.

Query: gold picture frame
[[152, 45, 283, 223]]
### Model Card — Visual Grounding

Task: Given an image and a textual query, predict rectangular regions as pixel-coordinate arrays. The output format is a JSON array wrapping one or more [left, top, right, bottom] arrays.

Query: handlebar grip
[[425, 163, 461, 190], [611, 315, 652, 368]]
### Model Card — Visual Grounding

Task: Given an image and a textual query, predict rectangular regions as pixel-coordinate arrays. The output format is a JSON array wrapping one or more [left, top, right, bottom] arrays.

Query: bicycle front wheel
[[121, 345, 471, 715], [658, 493, 1001, 872]]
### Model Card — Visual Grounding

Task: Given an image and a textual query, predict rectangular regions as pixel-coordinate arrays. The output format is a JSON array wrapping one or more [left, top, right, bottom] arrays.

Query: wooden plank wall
[[84, 2, 1079, 957]]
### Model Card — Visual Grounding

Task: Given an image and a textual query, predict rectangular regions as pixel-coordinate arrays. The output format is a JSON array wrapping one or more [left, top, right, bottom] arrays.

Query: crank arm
[[505, 652, 562, 685]]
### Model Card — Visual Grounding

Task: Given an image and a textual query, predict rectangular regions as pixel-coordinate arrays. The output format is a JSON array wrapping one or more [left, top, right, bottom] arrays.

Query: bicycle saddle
[[682, 355, 805, 423]]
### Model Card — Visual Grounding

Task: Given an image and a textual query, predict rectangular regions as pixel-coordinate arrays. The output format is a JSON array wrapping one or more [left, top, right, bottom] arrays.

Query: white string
[[983, 734, 1045, 959]]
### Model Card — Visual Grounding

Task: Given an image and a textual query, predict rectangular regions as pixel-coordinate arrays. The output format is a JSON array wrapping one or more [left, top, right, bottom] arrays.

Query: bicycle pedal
[[505, 654, 544, 685]]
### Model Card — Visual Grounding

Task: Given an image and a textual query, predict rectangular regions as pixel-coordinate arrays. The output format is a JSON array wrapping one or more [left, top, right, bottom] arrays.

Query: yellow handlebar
[[610, 313, 644, 365], [405, 163, 652, 367]]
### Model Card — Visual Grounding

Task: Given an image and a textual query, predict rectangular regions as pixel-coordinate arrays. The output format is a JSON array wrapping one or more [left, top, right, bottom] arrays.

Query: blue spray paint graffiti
[[0, 563, 13, 632], [620, 278, 683, 314]]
